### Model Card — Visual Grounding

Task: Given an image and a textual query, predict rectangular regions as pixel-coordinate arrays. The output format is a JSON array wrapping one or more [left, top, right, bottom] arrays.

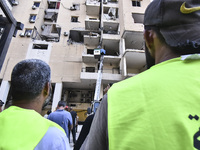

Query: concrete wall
[[119, 0, 151, 34]]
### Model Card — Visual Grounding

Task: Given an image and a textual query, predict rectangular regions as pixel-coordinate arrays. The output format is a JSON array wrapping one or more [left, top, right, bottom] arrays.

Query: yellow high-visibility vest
[[108, 57, 200, 150], [0, 106, 65, 150]]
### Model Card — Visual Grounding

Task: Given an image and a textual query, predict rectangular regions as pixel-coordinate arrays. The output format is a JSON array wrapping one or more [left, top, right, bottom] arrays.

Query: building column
[[51, 82, 63, 111], [100, 84, 104, 99], [0, 80, 10, 110], [123, 57, 127, 77], [121, 38, 127, 77]]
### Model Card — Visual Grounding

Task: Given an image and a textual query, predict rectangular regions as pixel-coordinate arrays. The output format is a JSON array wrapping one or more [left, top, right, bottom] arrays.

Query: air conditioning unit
[[64, 32, 68, 36], [70, 6, 76, 10], [29, 19, 35, 23], [19, 33, 25, 37], [12, 1, 19, 6], [26, 32, 31, 37], [32, 5, 36, 10]]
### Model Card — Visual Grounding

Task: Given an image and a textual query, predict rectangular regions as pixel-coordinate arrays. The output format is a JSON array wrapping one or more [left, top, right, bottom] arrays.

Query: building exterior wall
[[0, 0, 151, 121]]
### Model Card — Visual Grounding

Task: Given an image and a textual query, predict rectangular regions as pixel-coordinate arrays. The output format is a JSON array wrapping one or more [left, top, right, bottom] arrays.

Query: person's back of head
[[11, 59, 51, 102], [58, 101, 66, 108], [144, 0, 200, 56]]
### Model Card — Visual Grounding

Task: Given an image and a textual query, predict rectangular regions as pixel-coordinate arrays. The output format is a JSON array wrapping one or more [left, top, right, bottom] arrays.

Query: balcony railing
[[81, 68, 121, 74]]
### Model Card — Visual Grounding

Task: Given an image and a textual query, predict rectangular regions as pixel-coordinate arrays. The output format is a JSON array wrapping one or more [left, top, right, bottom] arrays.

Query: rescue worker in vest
[[80, 0, 200, 149], [0, 59, 70, 149]]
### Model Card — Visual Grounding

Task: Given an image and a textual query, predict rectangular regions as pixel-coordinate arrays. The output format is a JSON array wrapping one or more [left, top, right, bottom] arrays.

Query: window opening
[[71, 16, 78, 22], [132, 13, 144, 23], [86, 67, 95, 72], [33, 2, 40, 7], [32, 44, 48, 49], [48, 2, 60, 9], [25, 29, 33, 37], [132, 0, 141, 7], [87, 49, 94, 54], [29, 14, 36, 23]]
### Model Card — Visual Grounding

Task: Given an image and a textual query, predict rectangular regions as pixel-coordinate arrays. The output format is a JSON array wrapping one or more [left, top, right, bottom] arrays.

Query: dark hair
[[145, 25, 200, 55], [47, 110, 51, 115], [58, 101, 66, 107], [11, 59, 51, 101], [109, 83, 113, 87]]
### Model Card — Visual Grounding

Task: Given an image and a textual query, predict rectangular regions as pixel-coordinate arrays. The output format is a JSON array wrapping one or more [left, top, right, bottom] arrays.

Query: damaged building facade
[[0, 0, 150, 122]]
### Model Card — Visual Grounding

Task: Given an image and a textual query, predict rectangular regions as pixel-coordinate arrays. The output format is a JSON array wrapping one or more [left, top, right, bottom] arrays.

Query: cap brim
[[160, 23, 200, 47]]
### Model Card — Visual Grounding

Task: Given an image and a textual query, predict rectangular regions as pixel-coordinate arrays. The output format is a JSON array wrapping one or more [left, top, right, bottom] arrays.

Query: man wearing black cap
[[80, 0, 200, 149], [0, 100, 4, 112]]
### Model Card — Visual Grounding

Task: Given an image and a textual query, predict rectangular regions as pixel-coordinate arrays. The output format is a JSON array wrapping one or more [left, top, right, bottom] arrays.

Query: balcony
[[123, 49, 146, 75], [44, 9, 58, 22], [84, 32, 100, 47], [82, 50, 121, 64], [103, 0, 118, 8], [40, 24, 61, 42], [122, 30, 146, 74], [102, 34, 120, 57], [86, 0, 100, 16], [80, 67, 123, 83], [85, 17, 100, 31], [102, 7, 119, 35], [47, 0, 60, 9], [103, 6, 119, 21]]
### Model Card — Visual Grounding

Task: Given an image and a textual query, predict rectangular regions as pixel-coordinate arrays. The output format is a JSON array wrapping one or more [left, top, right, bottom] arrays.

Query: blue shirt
[[35, 127, 70, 150], [48, 109, 73, 138]]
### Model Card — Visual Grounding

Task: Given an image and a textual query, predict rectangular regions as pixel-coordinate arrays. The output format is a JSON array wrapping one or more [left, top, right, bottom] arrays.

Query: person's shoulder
[[44, 126, 66, 138], [62, 110, 71, 116], [35, 127, 70, 150]]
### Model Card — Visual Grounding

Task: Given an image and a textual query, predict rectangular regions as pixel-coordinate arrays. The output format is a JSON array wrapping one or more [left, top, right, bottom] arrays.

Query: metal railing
[[81, 67, 121, 74]]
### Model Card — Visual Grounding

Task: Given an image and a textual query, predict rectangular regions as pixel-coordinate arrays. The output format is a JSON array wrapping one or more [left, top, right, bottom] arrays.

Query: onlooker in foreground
[[68, 107, 78, 145], [0, 100, 4, 112], [81, 0, 200, 149], [74, 113, 94, 150], [48, 101, 73, 140], [0, 59, 70, 149]]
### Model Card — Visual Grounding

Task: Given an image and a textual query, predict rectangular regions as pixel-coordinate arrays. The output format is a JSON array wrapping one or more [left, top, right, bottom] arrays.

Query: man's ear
[[43, 82, 50, 96], [144, 30, 154, 49], [144, 30, 155, 57]]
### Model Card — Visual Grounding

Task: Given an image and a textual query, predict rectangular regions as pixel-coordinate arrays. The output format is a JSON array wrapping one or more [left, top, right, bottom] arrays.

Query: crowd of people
[[1, 0, 200, 149]]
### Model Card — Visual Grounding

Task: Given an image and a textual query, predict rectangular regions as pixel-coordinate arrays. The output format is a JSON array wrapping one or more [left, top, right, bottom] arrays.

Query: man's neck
[[13, 99, 43, 114], [155, 44, 180, 64], [57, 106, 65, 110]]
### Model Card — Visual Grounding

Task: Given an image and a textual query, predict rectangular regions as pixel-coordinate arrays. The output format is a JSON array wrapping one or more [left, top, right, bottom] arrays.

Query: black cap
[[0, 100, 4, 106], [144, 0, 200, 47]]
